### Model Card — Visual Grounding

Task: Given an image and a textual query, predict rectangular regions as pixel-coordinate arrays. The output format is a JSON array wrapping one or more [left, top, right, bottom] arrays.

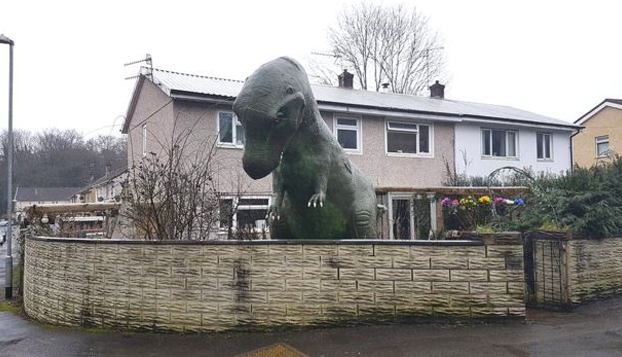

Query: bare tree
[[122, 116, 221, 240], [316, 2, 447, 95], [121, 112, 262, 241]]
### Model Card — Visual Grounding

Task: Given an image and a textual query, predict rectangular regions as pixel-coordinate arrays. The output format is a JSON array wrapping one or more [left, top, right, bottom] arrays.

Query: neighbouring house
[[14, 187, 79, 220], [122, 66, 579, 239], [72, 166, 128, 204], [572, 98, 622, 167]]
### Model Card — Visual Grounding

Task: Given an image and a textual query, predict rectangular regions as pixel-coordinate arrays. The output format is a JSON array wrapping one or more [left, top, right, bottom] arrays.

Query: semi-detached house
[[122, 67, 580, 240]]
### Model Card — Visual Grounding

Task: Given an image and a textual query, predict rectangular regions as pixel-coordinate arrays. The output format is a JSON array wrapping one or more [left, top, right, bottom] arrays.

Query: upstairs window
[[596, 135, 610, 157], [218, 111, 245, 147], [142, 124, 147, 156], [386, 121, 431, 155], [536, 133, 552, 160], [334, 116, 361, 152], [482, 129, 517, 158]]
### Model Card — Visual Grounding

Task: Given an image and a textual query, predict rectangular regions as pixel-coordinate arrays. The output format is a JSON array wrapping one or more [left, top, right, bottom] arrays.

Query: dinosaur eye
[[276, 111, 286, 119]]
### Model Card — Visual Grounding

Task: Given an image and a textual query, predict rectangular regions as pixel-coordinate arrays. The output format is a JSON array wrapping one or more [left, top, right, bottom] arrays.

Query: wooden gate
[[524, 232, 570, 309]]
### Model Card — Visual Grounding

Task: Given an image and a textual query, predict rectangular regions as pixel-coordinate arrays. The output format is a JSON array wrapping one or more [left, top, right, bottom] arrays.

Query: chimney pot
[[338, 69, 354, 89], [429, 80, 445, 99]]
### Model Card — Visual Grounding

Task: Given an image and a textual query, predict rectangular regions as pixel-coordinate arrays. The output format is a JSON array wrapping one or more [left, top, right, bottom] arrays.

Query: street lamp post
[[0, 34, 14, 299]]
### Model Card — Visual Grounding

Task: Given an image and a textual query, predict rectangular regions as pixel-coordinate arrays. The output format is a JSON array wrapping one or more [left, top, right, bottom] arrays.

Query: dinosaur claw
[[313, 202, 317, 208], [307, 201, 311, 207], [320, 201, 324, 208]]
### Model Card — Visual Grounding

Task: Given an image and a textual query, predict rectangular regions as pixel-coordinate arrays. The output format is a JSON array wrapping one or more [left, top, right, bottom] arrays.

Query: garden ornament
[[233, 57, 378, 239]]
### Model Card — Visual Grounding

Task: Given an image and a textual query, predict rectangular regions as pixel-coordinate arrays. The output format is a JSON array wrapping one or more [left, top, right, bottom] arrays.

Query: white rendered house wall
[[454, 122, 572, 178]]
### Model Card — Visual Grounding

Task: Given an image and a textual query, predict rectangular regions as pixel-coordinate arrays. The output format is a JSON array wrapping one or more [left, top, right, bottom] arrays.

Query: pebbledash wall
[[24, 234, 525, 332], [530, 232, 622, 308]]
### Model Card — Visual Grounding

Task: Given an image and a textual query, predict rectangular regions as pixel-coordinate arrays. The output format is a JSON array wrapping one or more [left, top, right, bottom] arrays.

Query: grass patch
[[0, 300, 22, 314]]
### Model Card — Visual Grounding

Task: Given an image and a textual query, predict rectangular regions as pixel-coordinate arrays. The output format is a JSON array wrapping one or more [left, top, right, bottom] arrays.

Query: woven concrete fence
[[24, 234, 525, 332]]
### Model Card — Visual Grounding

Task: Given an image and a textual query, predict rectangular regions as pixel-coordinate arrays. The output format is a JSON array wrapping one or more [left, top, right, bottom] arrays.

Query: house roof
[[74, 166, 128, 195], [575, 98, 622, 125], [123, 67, 580, 132], [15, 187, 81, 202]]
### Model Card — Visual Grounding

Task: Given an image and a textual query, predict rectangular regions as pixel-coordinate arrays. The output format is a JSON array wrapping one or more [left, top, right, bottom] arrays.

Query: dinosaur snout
[[242, 151, 280, 180], [243, 159, 272, 179]]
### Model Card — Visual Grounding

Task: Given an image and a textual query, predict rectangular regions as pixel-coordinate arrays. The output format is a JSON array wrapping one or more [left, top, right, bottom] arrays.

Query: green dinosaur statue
[[233, 57, 378, 239]]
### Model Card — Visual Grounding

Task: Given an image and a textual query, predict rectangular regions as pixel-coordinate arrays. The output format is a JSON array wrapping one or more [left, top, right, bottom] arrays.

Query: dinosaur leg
[[351, 209, 376, 239], [269, 215, 293, 239]]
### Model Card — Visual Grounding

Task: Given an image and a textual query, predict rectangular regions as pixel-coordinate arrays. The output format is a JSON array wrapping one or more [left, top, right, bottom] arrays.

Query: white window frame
[[142, 124, 147, 156], [384, 120, 434, 157], [595, 135, 610, 157], [218, 196, 271, 232], [481, 128, 519, 159], [536, 132, 553, 161], [217, 111, 244, 148], [333, 114, 362, 154]]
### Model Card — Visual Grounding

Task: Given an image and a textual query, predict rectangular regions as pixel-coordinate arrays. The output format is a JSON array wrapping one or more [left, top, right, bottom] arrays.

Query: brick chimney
[[338, 69, 354, 89], [429, 80, 445, 99]]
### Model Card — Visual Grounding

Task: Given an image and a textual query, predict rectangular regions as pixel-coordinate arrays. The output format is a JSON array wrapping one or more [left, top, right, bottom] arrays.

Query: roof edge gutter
[[317, 103, 462, 122]]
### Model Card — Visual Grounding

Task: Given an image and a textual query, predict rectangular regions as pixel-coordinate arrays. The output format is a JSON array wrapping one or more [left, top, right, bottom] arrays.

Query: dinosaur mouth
[[243, 154, 280, 180]]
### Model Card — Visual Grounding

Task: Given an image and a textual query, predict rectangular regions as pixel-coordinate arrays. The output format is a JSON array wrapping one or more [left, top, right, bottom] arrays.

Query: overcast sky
[[0, 0, 620, 137]]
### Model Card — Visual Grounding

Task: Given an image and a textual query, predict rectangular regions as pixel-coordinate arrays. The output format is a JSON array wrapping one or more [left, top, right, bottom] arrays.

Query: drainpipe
[[569, 127, 583, 171]]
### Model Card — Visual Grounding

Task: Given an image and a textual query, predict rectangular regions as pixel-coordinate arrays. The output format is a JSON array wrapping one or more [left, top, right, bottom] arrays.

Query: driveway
[[1, 296, 622, 356]]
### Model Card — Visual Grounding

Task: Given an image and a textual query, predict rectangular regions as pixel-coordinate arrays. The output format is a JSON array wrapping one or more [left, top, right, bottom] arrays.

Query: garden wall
[[529, 232, 622, 308], [24, 235, 525, 332]]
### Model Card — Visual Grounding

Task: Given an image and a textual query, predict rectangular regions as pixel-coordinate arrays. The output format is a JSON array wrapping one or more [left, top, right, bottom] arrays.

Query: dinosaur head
[[233, 57, 308, 179]]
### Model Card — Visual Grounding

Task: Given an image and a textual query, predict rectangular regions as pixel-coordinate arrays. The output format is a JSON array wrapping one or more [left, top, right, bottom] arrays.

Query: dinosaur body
[[233, 57, 377, 239]]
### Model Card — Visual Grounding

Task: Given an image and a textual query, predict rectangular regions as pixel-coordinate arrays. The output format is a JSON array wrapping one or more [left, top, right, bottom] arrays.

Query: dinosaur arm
[[307, 175, 327, 208], [308, 144, 331, 209], [267, 168, 285, 221]]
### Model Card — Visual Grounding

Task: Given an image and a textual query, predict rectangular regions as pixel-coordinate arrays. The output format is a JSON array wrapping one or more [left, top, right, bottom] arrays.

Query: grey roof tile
[[15, 187, 81, 202]]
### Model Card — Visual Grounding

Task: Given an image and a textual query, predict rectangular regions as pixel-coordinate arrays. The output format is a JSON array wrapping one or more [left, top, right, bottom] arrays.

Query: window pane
[[238, 198, 269, 206], [388, 122, 418, 131], [338, 129, 358, 149], [388, 131, 417, 153], [492, 130, 506, 156], [597, 142, 610, 156], [536, 133, 543, 159], [419, 125, 430, 153], [507, 132, 516, 157], [544, 135, 551, 159], [337, 118, 357, 126], [219, 113, 233, 143], [219, 199, 233, 228], [236, 122, 245, 146], [237, 209, 268, 229], [483, 130, 491, 155], [392, 199, 411, 240]]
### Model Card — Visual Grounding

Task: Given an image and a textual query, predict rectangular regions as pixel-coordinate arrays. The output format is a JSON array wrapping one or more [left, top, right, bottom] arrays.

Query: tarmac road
[[1, 296, 622, 357]]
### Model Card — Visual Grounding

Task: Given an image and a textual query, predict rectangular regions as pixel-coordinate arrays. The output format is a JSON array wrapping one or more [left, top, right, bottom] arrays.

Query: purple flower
[[515, 198, 525, 205], [441, 197, 452, 207], [493, 197, 505, 205]]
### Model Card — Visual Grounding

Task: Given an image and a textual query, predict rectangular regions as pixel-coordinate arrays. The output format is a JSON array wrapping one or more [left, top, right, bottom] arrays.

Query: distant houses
[[72, 166, 127, 204], [14, 187, 80, 219]]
